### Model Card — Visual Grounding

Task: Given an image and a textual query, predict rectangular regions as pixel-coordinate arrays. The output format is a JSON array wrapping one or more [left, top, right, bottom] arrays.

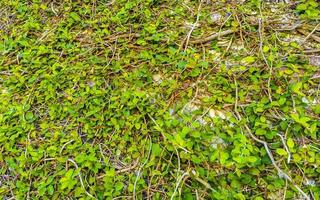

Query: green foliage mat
[[0, 0, 319, 199]]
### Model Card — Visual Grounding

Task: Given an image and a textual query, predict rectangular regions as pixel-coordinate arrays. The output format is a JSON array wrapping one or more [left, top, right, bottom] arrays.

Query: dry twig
[[297, 28, 320, 43], [183, 0, 203, 51], [190, 29, 235, 44]]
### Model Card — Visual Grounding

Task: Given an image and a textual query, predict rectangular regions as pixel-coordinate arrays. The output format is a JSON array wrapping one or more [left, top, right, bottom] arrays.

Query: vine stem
[[170, 171, 190, 200], [183, 0, 202, 51], [233, 78, 310, 200], [133, 136, 152, 200], [258, 18, 273, 103], [67, 159, 96, 199]]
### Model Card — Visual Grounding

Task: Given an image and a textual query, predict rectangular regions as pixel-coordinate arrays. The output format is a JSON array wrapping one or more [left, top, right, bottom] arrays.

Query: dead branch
[[190, 29, 235, 44]]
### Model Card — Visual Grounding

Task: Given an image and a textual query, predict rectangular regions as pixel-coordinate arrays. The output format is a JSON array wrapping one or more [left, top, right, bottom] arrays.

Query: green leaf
[[287, 138, 294, 149], [210, 151, 219, 162], [65, 169, 74, 179], [247, 156, 258, 163], [293, 154, 302, 162], [290, 113, 310, 128], [220, 152, 229, 165], [25, 111, 34, 121], [47, 185, 54, 195], [263, 46, 270, 53], [189, 68, 201, 77], [276, 148, 287, 156], [296, 3, 307, 11], [256, 128, 266, 135], [70, 12, 81, 21], [291, 82, 305, 96], [174, 134, 186, 147], [152, 143, 161, 157], [278, 97, 286, 105], [241, 56, 255, 64], [191, 131, 201, 138]]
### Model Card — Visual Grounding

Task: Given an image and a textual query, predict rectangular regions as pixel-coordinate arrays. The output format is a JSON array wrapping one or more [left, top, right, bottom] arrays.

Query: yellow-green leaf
[[287, 138, 294, 148], [276, 148, 287, 156]]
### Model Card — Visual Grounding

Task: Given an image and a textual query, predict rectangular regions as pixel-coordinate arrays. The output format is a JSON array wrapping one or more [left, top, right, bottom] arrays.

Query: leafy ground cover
[[0, 0, 320, 199]]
